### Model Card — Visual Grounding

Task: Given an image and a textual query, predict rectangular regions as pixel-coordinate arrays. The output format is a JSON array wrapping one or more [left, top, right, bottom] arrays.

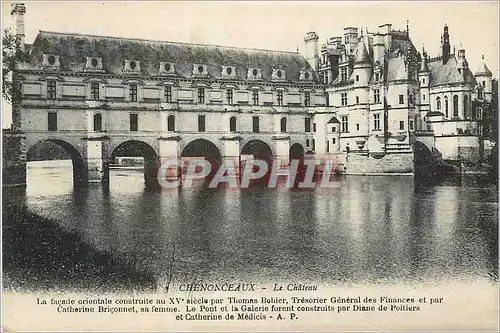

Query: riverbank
[[2, 204, 157, 292]]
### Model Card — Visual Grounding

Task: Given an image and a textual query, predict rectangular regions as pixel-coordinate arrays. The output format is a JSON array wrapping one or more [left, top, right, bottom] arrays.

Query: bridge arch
[[413, 140, 438, 180], [289, 143, 305, 162], [111, 140, 159, 187], [26, 139, 86, 184], [181, 139, 222, 180], [241, 139, 273, 161]]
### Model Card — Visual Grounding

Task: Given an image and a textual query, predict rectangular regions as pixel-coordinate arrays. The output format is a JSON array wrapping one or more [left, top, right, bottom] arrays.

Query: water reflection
[[4, 160, 498, 287]]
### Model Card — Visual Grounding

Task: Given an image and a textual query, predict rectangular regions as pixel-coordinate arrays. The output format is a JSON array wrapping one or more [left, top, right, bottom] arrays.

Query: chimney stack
[[10, 3, 26, 51]]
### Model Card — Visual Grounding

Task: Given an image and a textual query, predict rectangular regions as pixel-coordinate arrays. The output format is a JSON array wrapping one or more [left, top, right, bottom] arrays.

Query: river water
[[4, 160, 498, 288]]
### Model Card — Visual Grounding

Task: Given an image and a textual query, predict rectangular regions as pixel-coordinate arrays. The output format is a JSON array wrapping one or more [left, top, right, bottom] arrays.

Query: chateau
[[4, 3, 496, 186]]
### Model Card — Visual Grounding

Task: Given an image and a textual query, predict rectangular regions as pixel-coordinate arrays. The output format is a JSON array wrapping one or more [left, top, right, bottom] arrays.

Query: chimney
[[304, 31, 319, 71], [10, 3, 26, 51]]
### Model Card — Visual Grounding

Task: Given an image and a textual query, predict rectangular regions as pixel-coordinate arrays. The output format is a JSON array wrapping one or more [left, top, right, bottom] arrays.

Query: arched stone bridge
[[24, 130, 310, 186]]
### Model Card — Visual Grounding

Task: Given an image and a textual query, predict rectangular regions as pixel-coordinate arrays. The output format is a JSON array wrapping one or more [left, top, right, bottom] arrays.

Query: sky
[[2, 1, 499, 128]]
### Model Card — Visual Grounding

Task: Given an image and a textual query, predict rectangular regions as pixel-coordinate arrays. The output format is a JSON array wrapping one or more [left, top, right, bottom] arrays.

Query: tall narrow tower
[[442, 24, 451, 64], [304, 32, 319, 71], [10, 3, 26, 51]]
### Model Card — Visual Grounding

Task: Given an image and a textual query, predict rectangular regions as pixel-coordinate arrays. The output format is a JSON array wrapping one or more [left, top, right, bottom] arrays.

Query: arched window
[[453, 95, 459, 117], [280, 117, 287, 132], [167, 115, 175, 131], [464, 95, 469, 119], [93, 113, 102, 132], [229, 116, 237, 132], [444, 96, 449, 118], [436, 97, 441, 110]]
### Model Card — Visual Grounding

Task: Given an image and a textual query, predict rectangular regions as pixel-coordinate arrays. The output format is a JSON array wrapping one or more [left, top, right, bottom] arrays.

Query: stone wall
[[344, 151, 414, 174], [2, 130, 27, 187]]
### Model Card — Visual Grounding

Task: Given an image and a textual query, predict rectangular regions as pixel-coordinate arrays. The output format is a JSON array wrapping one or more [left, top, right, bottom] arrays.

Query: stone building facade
[[5, 3, 495, 186]]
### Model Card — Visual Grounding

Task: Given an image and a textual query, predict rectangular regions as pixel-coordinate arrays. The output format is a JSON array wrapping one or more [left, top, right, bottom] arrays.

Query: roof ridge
[[38, 30, 301, 55]]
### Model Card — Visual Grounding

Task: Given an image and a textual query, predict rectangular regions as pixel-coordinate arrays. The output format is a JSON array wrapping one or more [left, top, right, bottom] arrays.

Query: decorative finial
[[482, 54, 485, 60], [297, 45, 299, 52], [406, 20, 409, 34]]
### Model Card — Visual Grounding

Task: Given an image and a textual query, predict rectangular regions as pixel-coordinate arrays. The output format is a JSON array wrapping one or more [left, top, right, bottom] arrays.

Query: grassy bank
[[2, 204, 156, 293]]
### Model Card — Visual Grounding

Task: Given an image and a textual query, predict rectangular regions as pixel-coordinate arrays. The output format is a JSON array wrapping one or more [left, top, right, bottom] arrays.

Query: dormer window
[[193, 64, 208, 77], [300, 70, 313, 81], [42, 54, 60, 68], [272, 68, 286, 81], [124, 59, 141, 73], [159, 61, 175, 75], [221, 65, 236, 79], [248, 67, 262, 80], [85, 57, 103, 71]]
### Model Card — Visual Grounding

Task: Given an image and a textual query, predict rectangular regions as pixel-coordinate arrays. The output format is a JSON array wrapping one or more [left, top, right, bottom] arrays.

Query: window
[[436, 97, 441, 110], [374, 89, 380, 103], [93, 113, 102, 132], [167, 115, 175, 131], [198, 87, 205, 104], [374, 113, 380, 130], [277, 90, 283, 106], [478, 88, 483, 99], [355, 75, 359, 82], [312, 139, 316, 151], [356, 123, 360, 131], [313, 123, 317, 132], [130, 113, 138, 131], [423, 78, 426, 84], [341, 93, 348, 106], [399, 121, 405, 130], [326, 140, 329, 153], [332, 126, 336, 133], [332, 138, 336, 144], [453, 95, 459, 117], [464, 95, 469, 119], [422, 94, 426, 101], [305, 117, 311, 132], [165, 86, 172, 102], [47, 80, 57, 100], [230, 116, 237, 132], [444, 96, 449, 118], [409, 120, 414, 130], [476, 107, 483, 119], [129, 84, 138, 102], [227, 89, 233, 105], [356, 96, 359, 104], [90, 82, 99, 101], [482, 80, 486, 87], [48, 112, 57, 131], [304, 91, 311, 106], [198, 115, 206, 132], [306, 139, 310, 147], [341, 116, 348, 132], [252, 89, 259, 105], [280, 117, 287, 132], [375, 73, 380, 81], [399, 94, 404, 104], [252, 116, 259, 133], [341, 67, 348, 81]]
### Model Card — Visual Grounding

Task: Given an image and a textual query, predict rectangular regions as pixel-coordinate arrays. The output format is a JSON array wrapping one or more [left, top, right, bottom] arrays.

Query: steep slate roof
[[28, 31, 315, 82], [475, 58, 492, 76], [386, 56, 407, 81], [427, 56, 477, 86]]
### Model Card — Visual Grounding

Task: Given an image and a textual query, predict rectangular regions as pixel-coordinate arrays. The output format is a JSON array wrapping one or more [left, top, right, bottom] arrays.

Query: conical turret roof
[[475, 55, 492, 76], [354, 40, 369, 63]]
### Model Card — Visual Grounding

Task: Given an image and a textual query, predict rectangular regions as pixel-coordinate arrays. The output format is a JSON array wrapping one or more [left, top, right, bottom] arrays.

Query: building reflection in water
[[4, 160, 497, 288]]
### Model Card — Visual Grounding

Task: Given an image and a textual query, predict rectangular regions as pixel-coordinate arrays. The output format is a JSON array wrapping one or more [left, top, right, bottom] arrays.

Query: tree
[[2, 28, 28, 103]]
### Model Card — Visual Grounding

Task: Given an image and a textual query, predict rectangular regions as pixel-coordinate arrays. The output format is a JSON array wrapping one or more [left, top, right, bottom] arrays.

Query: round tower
[[474, 55, 493, 102], [353, 39, 371, 87]]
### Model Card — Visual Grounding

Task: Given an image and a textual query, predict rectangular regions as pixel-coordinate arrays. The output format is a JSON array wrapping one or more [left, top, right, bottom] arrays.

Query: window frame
[[252, 89, 259, 106], [198, 115, 206, 132], [252, 116, 260, 133], [129, 113, 138, 131], [165, 86, 172, 102], [90, 82, 100, 101], [129, 83, 138, 102], [198, 87, 205, 104], [48, 112, 57, 131], [47, 80, 57, 100]]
